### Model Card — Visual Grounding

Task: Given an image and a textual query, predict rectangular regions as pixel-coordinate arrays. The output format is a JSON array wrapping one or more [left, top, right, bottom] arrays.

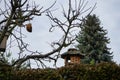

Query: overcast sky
[[5, 0, 120, 68]]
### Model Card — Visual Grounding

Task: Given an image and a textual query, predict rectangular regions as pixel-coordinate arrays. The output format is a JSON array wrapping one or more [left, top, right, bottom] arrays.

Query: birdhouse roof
[[61, 48, 85, 59]]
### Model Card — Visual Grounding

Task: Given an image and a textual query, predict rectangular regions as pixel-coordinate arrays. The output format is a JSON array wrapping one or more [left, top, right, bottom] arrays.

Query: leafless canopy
[[0, 0, 96, 68]]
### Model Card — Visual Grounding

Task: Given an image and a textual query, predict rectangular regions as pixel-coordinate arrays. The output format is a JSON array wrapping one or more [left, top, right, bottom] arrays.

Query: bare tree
[[0, 0, 96, 68]]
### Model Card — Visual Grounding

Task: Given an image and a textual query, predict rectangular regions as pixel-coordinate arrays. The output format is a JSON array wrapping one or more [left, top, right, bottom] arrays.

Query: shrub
[[1, 62, 120, 80]]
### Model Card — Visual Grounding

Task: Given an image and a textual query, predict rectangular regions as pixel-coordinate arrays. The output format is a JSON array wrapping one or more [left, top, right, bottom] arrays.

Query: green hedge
[[0, 62, 120, 80]]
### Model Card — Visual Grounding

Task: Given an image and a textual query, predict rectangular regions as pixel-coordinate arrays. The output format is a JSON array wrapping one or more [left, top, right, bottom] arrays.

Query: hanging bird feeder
[[26, 23, 32, 32], [0, 32, 9, 52]]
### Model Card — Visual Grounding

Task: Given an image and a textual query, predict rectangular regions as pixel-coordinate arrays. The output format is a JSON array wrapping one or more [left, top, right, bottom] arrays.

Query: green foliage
[[90, 59, 95, 65], [0, 62, 120, 80], [12, 68, 60, 80], [0, 65, 13, 80], [76, 14, 112, 64], [0, 51, 17, 67]]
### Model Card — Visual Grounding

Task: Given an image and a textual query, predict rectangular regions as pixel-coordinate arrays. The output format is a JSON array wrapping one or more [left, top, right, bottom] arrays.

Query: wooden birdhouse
[[61, 48, 84, 66], [0, 32, 9, 52]]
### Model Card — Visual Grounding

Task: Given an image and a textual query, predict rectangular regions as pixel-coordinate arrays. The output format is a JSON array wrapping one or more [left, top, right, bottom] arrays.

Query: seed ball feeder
[[26, 23, 32, 32]]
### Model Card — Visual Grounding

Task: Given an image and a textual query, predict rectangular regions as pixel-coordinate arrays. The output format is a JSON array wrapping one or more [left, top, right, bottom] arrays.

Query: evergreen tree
[[76, 14, 112, 64]]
